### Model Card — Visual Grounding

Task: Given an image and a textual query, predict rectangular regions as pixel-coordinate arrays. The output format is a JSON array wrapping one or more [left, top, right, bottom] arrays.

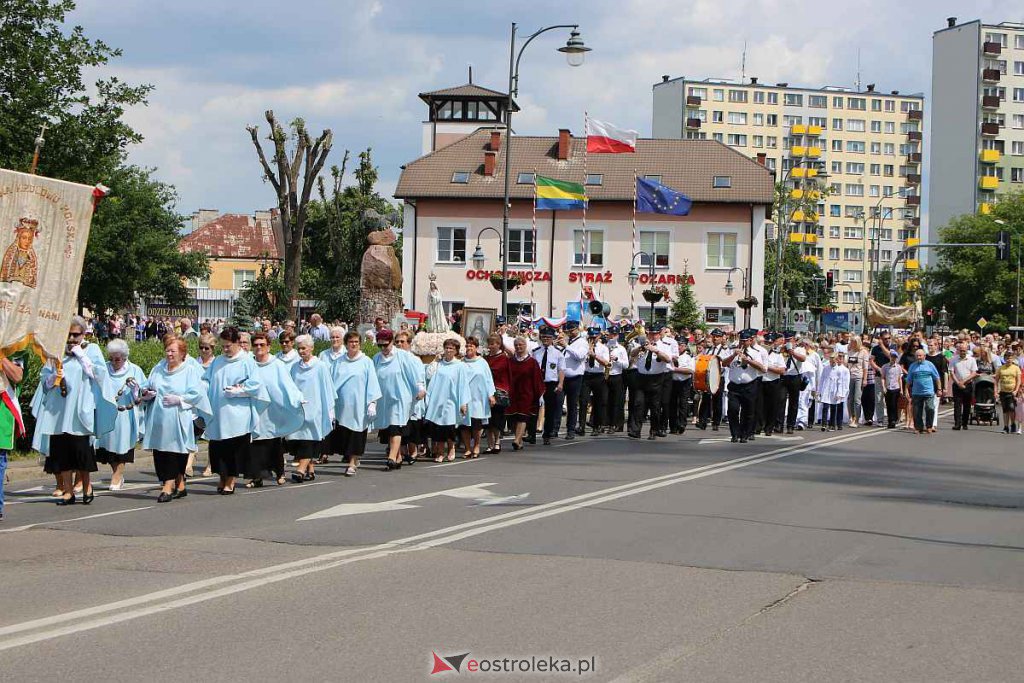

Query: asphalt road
[[1, 413, 1023, 682]]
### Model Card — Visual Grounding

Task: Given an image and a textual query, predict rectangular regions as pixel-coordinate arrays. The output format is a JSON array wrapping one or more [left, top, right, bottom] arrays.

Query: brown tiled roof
[[179, 213, 283, 259], [418, 83, 509, 101], [394, 130, 774, 204]]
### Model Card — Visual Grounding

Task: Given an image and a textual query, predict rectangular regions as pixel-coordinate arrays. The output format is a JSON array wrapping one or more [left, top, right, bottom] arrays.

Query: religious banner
[[0, 168, 99, 360]]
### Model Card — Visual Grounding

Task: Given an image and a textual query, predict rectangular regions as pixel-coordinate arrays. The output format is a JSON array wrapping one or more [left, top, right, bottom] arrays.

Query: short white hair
[[106, 339, 130, 358], [295, 334, 314, 348], [329, 325, 346, 335], [69, 315, 88, 331]]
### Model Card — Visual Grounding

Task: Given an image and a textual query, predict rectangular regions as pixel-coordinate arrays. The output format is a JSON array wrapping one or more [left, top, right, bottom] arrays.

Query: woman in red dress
[[506, 336, 544, 451], [483, 334, 512, 453]]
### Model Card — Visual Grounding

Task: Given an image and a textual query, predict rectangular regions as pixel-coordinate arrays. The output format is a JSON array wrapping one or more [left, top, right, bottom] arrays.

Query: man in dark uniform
[[530, 326, 565, 446], [628, 327, 673, 440], [723, 329, 767, 443], [697, 328, 727, 430]]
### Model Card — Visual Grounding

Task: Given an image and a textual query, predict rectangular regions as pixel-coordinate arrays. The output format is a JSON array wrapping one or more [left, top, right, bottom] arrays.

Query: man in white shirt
[[950, 341, 978, 430], [531, 327, 566, 445], [309, 313, 331, 342], [581, 326, 611, 436], [560, 321, 589, 440], [779, 331, 808, 433], [761, 332, 788, 436], [605, 324, 629, 432], [669, 327, 696, 434], [697, 328, 728, 430], [628, 327, 674, 440], [723, 329, 767, 443], [657, 326, 680, 434]]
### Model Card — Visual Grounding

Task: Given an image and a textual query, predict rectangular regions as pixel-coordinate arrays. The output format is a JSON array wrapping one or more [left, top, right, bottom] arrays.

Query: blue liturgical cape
[[318, 347, 346, 372], [289, 358, 336, 441], [409, 353, 427, 421], [252, 357, 304, 441], [32, 343, 117, 455], [424, 358, 469, 426], [373, 348, 423, 429], [96, 360, 148, 454], [202, 352, 268, 440], [275, 349, 300, 370], [461, 356, 495, 423], [141, 361, 212, 454], [332, 352, 381, 432]]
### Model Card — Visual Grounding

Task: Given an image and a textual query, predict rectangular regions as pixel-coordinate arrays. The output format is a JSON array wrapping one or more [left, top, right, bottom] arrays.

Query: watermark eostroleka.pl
[[431, 651, 597, 676]]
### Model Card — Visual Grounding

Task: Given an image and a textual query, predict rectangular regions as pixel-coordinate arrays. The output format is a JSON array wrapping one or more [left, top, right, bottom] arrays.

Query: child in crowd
[[820, 351, 850, 431], [881, 350, 905, 429]]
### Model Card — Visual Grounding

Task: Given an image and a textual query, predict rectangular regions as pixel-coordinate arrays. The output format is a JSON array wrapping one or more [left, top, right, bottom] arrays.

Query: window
[[832, 118, 843, 131], [1014, 88, 1024, 103], [871, 99, 882, 112], [831, 161, 843, 174], [712, 110, 724, 123], [783, 115, 803, 127], [766, 114, 778, 126], [846, 162, 865, 174], [784, 93, 803, 106], [844, 226, 863, 239], [847, 97, 866, 110], [713, 175, 732, 188], [644, 174, 662, 183], [507, 228, 536, 265], [986, 32, 1008, 47], [1016, 61, 1024, 76], [880, 230, 892, 241], [767, 92, 778, 105], [844, 205, 862, 218], [845, 184, 865, 197], [585, 174, 603, 186], [685, 131, 707, 140], [829, 247, 840, 260], [809, 95, 828, 108], [516, 172, 535, 184], [830, 182, 842, 194], [728, 89, 748, 103], [1013, 116, 1024, 131], [639, 230, 670, 267], [884, 121, 895, 134], [713, 89, 724, 101], [753, 113, 764, 126], [451, 171, 470, 184], [693, 109, 708, 121], [753, 91, 765, 104], [436, 226, 467, 263], [847, 140, 866, 153], [846, 119, 866, 132], [843, 269, 863, 282], [808, 116, 827, 127], [726, 134, 747, 147], [232, 269, 255, 289], [1013, 141, 1024, 155], [844, 248, 864, 261], [829, 205, 842, 217], [767, 136, 778, 148], [870, 163, 881, 175], [688, 86, 707, 98], [816, 225, 825, 237], [573, 229, 603, 266], [1013, 168, 1024, 183], [870, 142, 882, 155], [753, 135, 764, 148], [843, 291, 864, 304], [831, 139, 843, 151], [885, 100, 895, 112], [764, 157, 777, 170], [706, 232, 737, 268], [1017, 35, 1024, 49], [704, 307, 736, 326], [712, 133, 723, 143], [832, 96, 844, 108], [883, 164, 894, 176], [187, 276, 210, 289], [884, 143, 895, 155], [871, 120, 882, 133], [870, 184, 880, 197], [829, 225, 841, 238]]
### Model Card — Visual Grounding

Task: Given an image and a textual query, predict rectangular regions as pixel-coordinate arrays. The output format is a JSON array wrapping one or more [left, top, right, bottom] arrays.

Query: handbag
[[493, 389, 510, 407]]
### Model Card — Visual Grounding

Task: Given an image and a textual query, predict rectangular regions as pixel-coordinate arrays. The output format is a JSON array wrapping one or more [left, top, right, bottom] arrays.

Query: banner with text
[[0, 168, 97, 360]]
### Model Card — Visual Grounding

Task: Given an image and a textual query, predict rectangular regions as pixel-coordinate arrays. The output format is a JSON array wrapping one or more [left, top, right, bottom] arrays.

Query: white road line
[[241, 480, 334, 495], [427, 457, 487, 468], [0, 427, 891, 650], [0, 506, 155, 535]]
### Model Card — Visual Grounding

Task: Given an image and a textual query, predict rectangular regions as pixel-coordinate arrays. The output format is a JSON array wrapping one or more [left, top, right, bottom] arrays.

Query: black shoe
[[628, 432, 640, 439], [304, 472, 315, 481], [748, 435, 755, 441], [739, 438, 748, 443], [157, 492, 173, 503], [174, 489, 187, 499], [219, 488, 235, 495], [56, 494, 76, 506], [712, 425, 719, 431], [542, 437, 551, 445], [291, 472, 304, 484], [526, 437, 537, 444], [786, 428, 794, 434], [821, 426, 827, 432], [697, 422, 707, 430], [655, 431, 667, 438], [575, 429, 585, 436], [952, 426, 961, 430], [731, 437, 738, 443], [82, 488, 94, 505], [565, 433, 575, 441], [647, 433, 656, 440]]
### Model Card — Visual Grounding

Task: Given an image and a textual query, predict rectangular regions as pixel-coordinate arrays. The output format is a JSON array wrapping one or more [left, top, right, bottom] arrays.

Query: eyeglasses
[[199, 345, 212, 350], [68, 332, 83, 338]]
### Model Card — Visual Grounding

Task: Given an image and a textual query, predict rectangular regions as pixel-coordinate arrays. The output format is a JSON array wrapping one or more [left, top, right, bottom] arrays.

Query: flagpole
[[530, 166, 537, 321], [631, 168, 638, 322], [580, 111, 589, 321]]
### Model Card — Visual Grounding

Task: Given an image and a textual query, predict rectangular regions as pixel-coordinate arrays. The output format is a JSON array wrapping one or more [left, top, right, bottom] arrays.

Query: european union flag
[[636, 177, 692, 216]]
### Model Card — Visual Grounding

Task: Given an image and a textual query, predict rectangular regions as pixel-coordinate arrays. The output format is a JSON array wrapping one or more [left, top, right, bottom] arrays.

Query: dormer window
[[517, 172, 535, 184], [451, 171, 470, 184], [713, 175, 732, 188], [585, 174, 604, 186]]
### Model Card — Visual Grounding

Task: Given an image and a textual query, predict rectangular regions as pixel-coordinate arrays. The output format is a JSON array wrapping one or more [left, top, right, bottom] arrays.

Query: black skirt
[[334, 426, 368, 457], [50, 433, 97, 473], [96, 447, 135, 465], [286, 439, 321, 461], [247, 438, 283, 479], [404, 419, 425, 446], [459, 418, 484, 431], [208, 434, 251, 476], [153, 450, 187, 482], [426, 421, 457, 441], [378, 424, 410, 443], [488, 405, 507, 432]]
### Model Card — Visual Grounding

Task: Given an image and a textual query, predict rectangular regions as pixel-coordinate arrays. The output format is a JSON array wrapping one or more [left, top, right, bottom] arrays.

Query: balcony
[[686, 117, 701, 129], [803, 254, 819, 265], [907, 110, 923, 121], [807, 125, 823, 136], [806, 147, 821, 158], [906, 258, 920, 270], [789, 232, 818, 245], [980, 149, 1001, 163], [906, 195, 922, 206], [686, 95, 702, 106], [982, 95, 1001, 110], [790, 145, 806, 156], [983, 41, 1002, 55], [905, 173, 921, 185], [906, 237, 920, 248], [906, 216, 921, 227], [906, 152, 923, 163], [791, 124, 807, 135], [907, 131, 923, 142], [981, 122, 1000, 136], [979, 202, 993, 215], [980, 176, 1000, 190], [983, 68, 1001, 82]]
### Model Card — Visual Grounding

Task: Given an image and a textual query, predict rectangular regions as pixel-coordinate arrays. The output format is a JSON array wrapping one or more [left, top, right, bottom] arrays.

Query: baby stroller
[[972, 375, 999, 426]]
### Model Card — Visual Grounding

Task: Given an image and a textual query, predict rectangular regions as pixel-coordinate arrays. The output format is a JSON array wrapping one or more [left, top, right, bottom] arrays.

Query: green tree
[[764, 240, 828, 320], [231, 260, 290, 328], [668, 270, 702, 329], [302, 149, 400, 321], [924, 190, 1024, 331], [78, 166, 208, 315]]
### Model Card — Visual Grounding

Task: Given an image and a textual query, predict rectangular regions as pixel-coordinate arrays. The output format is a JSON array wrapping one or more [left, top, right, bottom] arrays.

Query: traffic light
[[825, 271, 834, 290], [996, 230, 1011, 261]]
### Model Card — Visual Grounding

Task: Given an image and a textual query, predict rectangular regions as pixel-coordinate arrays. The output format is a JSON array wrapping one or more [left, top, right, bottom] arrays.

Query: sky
[[71, 0, 1012, 219]]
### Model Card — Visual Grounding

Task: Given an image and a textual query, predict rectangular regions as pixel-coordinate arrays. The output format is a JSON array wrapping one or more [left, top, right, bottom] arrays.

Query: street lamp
[[724, 266, 751, 329], [500, 22, 590, 316], [628, 251, 656, 326], [796, 291, 806, 305], [995, 218, 1020, 335], [471, 226, 504, 271]]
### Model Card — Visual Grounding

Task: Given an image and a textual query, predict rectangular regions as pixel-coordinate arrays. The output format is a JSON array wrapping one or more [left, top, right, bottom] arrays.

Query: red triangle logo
[[431, 651, 455, 675]]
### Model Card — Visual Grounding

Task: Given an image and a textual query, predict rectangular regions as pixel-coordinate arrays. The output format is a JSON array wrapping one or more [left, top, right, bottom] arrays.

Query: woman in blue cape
[[203, 326, 267, 495], [140, 338, 211, 502], [459, 336, 495, 458], [319, 325, 347, 462], [247, 332, 304, 487], [31, 317, 117, 506], [373, 328, 425, 472], [275, 330, 299, 369], [332, 330, 381, 476], [288, 335, 336, 482], [424, 338, 469, 462], [96, 339, 147, 491], [395, 330, 427, 463]]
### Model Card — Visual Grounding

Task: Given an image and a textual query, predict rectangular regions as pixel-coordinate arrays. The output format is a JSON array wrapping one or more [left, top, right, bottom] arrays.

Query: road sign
[[977, 317, 988, 329], [1009, 326, 1024, 332]]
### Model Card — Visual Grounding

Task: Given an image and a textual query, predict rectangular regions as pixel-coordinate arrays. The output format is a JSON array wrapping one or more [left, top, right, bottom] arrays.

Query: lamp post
[[500, 22, 591, 317], [773, 159, 829, 331], [470, 226, 505, 270], [724, 266, 751, 329], [995, 219, 1019, 335], [628, 251, 656, 327]]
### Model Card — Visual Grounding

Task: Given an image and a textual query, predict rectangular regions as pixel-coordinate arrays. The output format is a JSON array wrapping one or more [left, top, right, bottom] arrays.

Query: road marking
[[698, 435, 803, 445], [426, 457, 487, 468], [0, 426, 907, 650], [0, 506, 155, 534], [241, 480, 333, 495], [296, 482, 511, 520]]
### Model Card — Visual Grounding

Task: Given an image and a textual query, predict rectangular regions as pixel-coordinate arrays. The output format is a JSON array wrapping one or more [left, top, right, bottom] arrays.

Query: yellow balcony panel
[[803, 232, 818, 244], [980, 176, 999, 190], [807, 125, 823, 136], [806, 147, 822, 158], [806, 168, 819, 177], [803, 255, 819, 264], [791, 167, 806, 178], [906, 237, 920, 248], [980, 149, 1001, 163], [789, 233, 805, 243], [790, 188, 805, 199], [905, 279, 920, 291], [806, 190, 821, 201], [791, 145, 806, 156], [792, 209, 805, 221], [906, 258, 920, 270], [979, 202, 993, 215], [791, 124, 807, 135], [805, 211, 820, 223]]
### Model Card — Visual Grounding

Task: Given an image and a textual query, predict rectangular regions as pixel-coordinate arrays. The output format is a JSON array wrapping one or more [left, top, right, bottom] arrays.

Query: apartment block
[[653, 76, 924, 311], [931, 18, 1024, 232]]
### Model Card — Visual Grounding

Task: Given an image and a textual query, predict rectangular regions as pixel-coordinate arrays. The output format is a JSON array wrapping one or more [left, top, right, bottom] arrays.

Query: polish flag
[[586, 117, 638, 153]]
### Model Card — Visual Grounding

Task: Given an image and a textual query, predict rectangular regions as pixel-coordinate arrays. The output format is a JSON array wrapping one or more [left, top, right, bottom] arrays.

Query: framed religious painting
[[461, 307, 496, 341]]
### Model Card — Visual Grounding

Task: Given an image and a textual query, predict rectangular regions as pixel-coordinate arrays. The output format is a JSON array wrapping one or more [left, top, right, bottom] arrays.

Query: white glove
[[71, 344, 86, 359], [141, 389, 157, 402], [538, 396, 544, 408], [366, 402, 377, 420], [80, 357, 95, 380], [162, 394, 182, 407], [224, 385, 244, 397]]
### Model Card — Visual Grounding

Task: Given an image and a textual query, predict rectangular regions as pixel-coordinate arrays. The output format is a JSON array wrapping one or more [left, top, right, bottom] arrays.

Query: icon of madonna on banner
[[0, 213, 41, 288]]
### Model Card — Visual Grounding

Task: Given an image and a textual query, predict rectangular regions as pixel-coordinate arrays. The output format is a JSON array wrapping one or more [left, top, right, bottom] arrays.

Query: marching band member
[[530, 327, 564, 446], [561, 321, 588, 440], [656, 326, 679, 435], [796, 339, 821, 430], [779, 332, 808, 434], [761, 333, 787, 437], [32, 317, 116, 506], [582, 327, 610, 436], [140, 338, 211, 502], [96, 339, 146, 491], [248, 332, 304, 487], [606, 325, 629, 433], [460, 337, 495, 458], [287, 335, 336, 480], [669, 329, 695, 434], [373, 328, 424, 471], [628, 326, 673, 440], [722, 329, 767, 443], [697, 329, 727, 431], [484, 333, 512, 453], [424, 338, 469, 462], [332, 330, 381, 476], [507, 336, 545, 450]]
